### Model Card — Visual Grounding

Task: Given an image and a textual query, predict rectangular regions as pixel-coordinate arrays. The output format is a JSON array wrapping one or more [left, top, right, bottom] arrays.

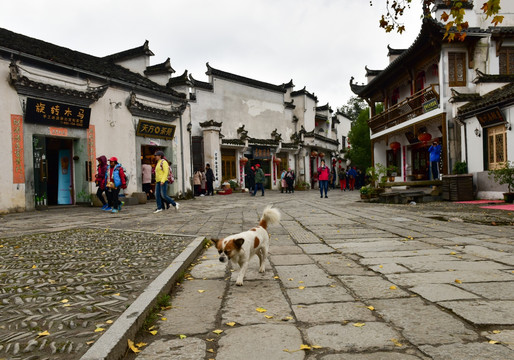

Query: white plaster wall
[[115, 57, 149, 76], [0, 58, 26, 213]]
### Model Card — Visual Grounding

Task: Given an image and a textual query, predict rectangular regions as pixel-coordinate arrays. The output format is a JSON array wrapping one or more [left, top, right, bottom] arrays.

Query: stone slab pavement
[[1, 189, 513, 359]]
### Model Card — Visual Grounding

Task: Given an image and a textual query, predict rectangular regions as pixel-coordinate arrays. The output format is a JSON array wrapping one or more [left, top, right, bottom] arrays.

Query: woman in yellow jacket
[[154, 151, 179, 213]]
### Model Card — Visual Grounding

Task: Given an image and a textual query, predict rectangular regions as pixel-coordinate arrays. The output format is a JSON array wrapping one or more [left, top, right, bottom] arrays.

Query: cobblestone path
[[0, 228, 193, 359]]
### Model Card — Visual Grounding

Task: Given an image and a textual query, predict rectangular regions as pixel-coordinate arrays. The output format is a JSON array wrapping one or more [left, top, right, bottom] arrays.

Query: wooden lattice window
[[499, 47, 514, 75], [488, 124, 507, 170], [448, 52, 466, 86]]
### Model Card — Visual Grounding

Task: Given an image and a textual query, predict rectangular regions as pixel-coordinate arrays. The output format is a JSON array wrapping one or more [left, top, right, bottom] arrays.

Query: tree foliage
[[372, 0, 503, 41], [338, 97, 367, 122], [346, 108, 372, 171]]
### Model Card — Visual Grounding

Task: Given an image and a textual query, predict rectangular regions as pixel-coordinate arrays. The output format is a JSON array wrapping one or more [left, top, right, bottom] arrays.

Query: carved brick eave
[[127, 92, 186, 122], [10, 64, 107, 107], [200, 119, 223, 129]]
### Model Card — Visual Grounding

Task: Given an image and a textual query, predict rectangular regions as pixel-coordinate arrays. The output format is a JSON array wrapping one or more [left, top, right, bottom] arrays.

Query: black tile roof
[[206, 63, 287, 93], [433, 1, 474, 10], [365, 66, 382, 77], [0, 28, 185, 100], [457, 82, 514, 119], [189, 73, 214, 90], [168, 70, 192, 87], [387, 45, 406, 56], [290, 86, 318, 102], [316, 103, 333, 112], [103, 40, 154, 61], [145, 57, 175, 75], [449, 89, 481, 103], [490, 26, 514, 35], [474, 70, 514, 84]]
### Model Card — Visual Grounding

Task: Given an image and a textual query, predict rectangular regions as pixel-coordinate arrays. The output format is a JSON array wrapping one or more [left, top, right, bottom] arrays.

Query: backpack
[[119, 164, 129, 185], [160, 159, 174, 184]]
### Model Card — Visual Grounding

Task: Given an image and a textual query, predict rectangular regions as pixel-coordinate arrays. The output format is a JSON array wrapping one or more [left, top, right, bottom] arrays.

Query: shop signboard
[[253, 147, 271, 159], [25, 98, 90, 129], [476, 107, 505, 128], [136, 120, 176, 140]]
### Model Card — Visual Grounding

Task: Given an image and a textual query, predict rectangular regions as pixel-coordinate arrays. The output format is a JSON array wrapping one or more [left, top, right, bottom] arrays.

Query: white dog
[[212, 206, 281, 286]]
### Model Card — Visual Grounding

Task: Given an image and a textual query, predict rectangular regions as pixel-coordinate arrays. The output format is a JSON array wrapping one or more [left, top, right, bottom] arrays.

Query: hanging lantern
[[319, 152, 325, 158], [273, 157, 281, 165], [311, 151, 318, 157], [239, 156, 248, 165], [390, 141, 401, 153], [417, 132, 432, 145], [338, 159, 342, 163]]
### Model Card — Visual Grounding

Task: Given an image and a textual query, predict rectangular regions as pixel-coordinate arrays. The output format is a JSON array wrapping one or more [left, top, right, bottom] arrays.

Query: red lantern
[[273, 158, 281, 165], [239, 156, 248, 165], [390, 141, 401, 153], [338, 159, 342, 163], [417, 132, 432, 146], [311, 151, 318, 157], [319, 152, 325, 158]]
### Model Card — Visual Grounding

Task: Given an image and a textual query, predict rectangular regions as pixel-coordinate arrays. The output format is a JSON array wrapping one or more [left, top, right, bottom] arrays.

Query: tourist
[[252, 164, 265, 196], [105, 157, 127, 213], [246, 166, 255, 193], [348, 167, 358, 191], [193, 168, 202, 196], [286, 168, 295, 193], [280, 169, 287, 193], [318, 160, 330, 198], [153, 151, 179, 213], [428, 140, 442, 180], [339, 167, 347, 191], [205, 163, 215, 196], [95, 155, 108, 210], [142, 160, 152, 200]]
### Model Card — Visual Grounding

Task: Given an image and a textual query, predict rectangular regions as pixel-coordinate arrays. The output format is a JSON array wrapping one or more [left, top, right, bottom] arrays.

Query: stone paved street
[[1, 189, 513, 359]]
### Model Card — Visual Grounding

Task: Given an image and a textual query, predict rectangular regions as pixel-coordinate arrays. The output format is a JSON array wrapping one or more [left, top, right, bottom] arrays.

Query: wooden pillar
[[441, 113, 448, 175]]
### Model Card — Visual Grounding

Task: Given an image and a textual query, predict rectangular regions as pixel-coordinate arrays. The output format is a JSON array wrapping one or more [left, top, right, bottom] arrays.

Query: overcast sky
[[1, 0, 423, 109]]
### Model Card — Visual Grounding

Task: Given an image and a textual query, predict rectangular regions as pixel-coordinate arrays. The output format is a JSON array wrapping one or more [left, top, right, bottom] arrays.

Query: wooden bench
[[381, 180, 442, 188]]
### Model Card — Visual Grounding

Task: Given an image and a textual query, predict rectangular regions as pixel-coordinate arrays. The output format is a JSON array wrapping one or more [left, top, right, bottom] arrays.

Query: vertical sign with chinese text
[[87, 125, 96, 182], [11, 115, 25, 183]]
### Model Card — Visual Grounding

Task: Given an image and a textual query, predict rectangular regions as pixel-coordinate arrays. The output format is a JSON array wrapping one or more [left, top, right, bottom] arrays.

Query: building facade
[[350, 1, 514, 196]]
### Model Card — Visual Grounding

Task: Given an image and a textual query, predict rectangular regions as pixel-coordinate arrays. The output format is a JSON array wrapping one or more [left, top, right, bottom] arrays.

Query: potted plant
[[359, 185, 371, 199], [453, 161, 468, 174], [488, 161, 514, 203], [387, 165, 398, 182]]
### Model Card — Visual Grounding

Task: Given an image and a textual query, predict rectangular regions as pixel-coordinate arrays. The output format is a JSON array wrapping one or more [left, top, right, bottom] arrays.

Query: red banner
[[11, 115, 24, 184]]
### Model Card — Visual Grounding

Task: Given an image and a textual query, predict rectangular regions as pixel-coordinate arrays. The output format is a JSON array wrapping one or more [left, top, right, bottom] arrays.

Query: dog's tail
[[259, 205, 281, 230]]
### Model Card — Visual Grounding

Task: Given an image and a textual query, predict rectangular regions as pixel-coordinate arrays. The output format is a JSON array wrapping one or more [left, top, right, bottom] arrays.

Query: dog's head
[[211, 238, 244, 263]]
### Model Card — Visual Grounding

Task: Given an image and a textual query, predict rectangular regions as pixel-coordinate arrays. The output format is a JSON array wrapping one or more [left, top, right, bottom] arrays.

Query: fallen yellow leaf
[[136, 342, 147, 348], [198, 290, 205, 293], [353, 323, 366, 327], [149, 330, 158, 335], [288, 278, 293, 281], [86, 341, 95, 345], [273, 276, 279, 279], [113, 293, 120, 296], [282, 316, 293, 321], [38, 330, 50, 337], [32, 265, 37, 269], [161, 317, 167, 321], [312, 345, 322, 349], [300, 344, 311, 350], [298, 281, 304, 284], [226, 322, 236, 327], [389, 286, 397, 290], [450, 252, 457, 255], [329, 284, 336, 288], [95, 328, 105, 332], [106, 320, 113, 324], [212, 329, 223, 335], [455, 279, 462, 284], [492, 330, 501, 334], [379, 265, 383, 268], [127, 339, 140, 353], [256, 307, 267, 313], [206, 338, 215, 342], [63, 304, 71, 307], [179, 334, 187, 339], [148, 325, 155, 330], [391, 338, 403, 347], [264, 315, 273, 319], [367, 306, 375, 311], [299, 286, 305, 290], [489, 340, 499, 344], [61, 299, 69, 303], [207, 349, 215, 353]]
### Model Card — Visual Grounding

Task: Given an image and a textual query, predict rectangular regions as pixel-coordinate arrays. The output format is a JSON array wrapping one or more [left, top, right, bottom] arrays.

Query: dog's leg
[[236, 261, 249, 286], [258, 247, 267, 273]]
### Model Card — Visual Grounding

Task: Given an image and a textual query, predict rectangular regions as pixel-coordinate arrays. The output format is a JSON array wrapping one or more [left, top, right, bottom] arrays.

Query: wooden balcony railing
[[368, 85, 440, 134]]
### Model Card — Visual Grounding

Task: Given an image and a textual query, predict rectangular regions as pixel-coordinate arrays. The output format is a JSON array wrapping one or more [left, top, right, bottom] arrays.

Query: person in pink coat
[[317, 159, 330, 198]]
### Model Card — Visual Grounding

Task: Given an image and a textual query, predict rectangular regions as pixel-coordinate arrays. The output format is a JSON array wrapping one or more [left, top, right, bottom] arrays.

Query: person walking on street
[[339, 167, 347, 191], [286, 168, 295, 193], [318, 159, 330, 198], [280, 169, 287, 193], [142, 160, 152, 200], [330, 167, 336, 189], [246, 166, 255, 193], [105, 157, 127, 213], [252, 164, 265, 196], [193, 168, 202, 196], [348, 167, 357, 191], [154, 151, 179, 213], [95, 155, 108, 210], [205, 163, 215, 195], [200, 168, 207, 196], [428, 140, 442, 180]]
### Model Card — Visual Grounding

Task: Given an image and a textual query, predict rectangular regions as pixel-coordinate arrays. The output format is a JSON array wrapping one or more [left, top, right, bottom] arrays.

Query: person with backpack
[[105, 157, 127, 213], [95, 155, 108, 210], [154, 151, 179, 213]]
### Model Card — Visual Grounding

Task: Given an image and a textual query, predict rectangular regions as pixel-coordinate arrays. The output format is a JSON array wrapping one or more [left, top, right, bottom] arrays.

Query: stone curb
[[80, 236, 206, 360]]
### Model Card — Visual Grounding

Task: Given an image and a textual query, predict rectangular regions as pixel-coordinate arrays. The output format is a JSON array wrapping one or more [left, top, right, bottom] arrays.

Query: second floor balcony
[[368, 85, 440, 134]]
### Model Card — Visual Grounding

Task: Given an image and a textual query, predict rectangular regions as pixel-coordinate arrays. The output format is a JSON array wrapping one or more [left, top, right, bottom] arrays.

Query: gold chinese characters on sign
[[136, 120, 176, 140], [25, 98, 91, 129]]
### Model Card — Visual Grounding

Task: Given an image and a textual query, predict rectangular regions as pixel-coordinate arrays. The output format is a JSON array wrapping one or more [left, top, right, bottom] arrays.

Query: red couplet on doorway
[[11, 115, 25, 184]]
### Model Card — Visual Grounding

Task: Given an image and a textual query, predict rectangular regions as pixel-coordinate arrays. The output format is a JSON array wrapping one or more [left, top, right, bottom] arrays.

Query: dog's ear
[[210, 238, 220, 247], [234, 238, 244, 249]]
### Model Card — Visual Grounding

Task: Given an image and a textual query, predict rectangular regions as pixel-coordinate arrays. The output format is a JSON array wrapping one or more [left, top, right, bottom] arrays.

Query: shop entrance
[[141, 145, 165, 199], [33, 135, 74, 207]]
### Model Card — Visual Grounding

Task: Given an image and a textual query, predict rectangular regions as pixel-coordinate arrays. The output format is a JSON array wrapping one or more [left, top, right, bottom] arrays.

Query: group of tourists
[[94, 155, 128, 213], [338, 166, 361, 191], [280, 168, 296, 194], [193, 164, 215, 196], [95, 151, 180, 214]]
